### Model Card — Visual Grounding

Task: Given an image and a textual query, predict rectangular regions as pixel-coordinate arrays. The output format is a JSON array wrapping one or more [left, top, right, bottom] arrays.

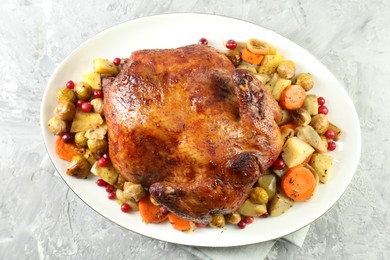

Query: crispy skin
[[104, 44, 283, 223]]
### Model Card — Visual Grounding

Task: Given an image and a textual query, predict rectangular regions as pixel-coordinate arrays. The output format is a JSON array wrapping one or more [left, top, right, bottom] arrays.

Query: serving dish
[[40, 13, 361, 247]]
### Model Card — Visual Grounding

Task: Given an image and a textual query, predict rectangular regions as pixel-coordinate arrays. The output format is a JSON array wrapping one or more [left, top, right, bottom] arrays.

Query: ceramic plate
[[40, 13, 361, 247]]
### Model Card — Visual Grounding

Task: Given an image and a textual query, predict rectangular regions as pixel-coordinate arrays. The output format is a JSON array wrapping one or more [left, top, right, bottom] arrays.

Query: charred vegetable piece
[[74, 82, 93, 101], [57, 88, 76, 104], [66, 155, 91, 179], [48, 117, 69, 135], [268, 193, 294, 216], [55, 102, 76, 121]]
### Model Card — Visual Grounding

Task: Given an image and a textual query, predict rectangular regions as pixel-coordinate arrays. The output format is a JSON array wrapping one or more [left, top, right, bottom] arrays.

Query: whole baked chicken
[[104, 44, 283, 223]]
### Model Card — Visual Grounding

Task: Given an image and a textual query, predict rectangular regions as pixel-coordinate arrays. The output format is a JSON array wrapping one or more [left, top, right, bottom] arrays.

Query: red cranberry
[[61, 133, 74, 144], [318, 105, 328, 115], [245, 216, 254, 224], [121, 203, 131, 213], [107, 192, 116, 200], [328, 141, 336, 151], [272, 158, 285, 170], [317, 97, 325, 106], [105, 184, 115, 193], [102, 153, 111, 163], [237, 220, 247, 229], [260, 212, 269, 218], [195, 222, 208, 228], [198, 38, 208, 45], [76, 100, 84, 108], [98, 157, 108, 167], [159, 206, 169, 215], [93, 90, 103, 99], [96, 179, 108, 187], [325, 129, 336, 140], [81, 102, 92, 113], [66, 80, 75, 90], [113, 57, 121, 66], [226, 39, 238, 50]]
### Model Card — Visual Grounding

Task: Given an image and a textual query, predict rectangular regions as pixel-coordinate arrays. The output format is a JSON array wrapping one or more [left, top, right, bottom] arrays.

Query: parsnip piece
[[258, 54, 284, 74], [281, 136, 315, 168], [272, 78, 291, 101], [94, 58, 119, 75], [70, 110, 103, 133], [309, 153, 333, 183], [238, 199, 267, 216], [83, 72, 102, 90], [295, 125, 327, 153], [268, 193, 294, 216], [90, 162, 118, 185], [302, 94, 319, 116]]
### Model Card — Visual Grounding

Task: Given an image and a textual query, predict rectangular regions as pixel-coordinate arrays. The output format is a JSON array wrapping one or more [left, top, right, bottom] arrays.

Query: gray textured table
[[1, 0, 389, 259]]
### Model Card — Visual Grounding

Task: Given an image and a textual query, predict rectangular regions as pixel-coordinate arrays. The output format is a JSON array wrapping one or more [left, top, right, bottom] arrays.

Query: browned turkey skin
[[104, 44, 283, 223]]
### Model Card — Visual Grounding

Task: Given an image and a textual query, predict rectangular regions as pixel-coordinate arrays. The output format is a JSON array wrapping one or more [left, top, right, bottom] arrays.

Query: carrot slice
[[55, 136, 81, 161], [241, 48, 264, 65], [167, 213, 194, 232], [281, 166, 316, 202], [138, 196, 168, 224], [279, 84, 306, 110]]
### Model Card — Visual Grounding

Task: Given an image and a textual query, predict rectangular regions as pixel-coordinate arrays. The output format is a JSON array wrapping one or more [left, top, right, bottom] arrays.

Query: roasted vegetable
[[54, 102, 76, 121], [66, 155, 91, 179], [70, 110, 104, 133], [290, 108, 311, 126], [225, 212, 241, 225], [281, 136, 315, 168], [83, 72, 102, 90], [74, 131, 88, 147], [241, 48, 264, 65], [238, 199, 267, 216], [271, 78, 291, 101], [48, 117, 69, 135], [268, 193, 294, 216], [87, 138, 108, 156], [74, 82, 93, 101], [116, 189, 139, 210], [247, 38, 276, 55], [209, 214, 226, 228], [123, 181, 145, 202], [57, 87, 76, 104], [309, 153, 333, 183], [258, 54, 284, 74], [277, 60, 296, 79], [90, 161, 118, 185], [84, 124, 107, 140], [295, 125, 327, 153], [281, 166, 317, 201], [91, 98, 104, 114], [327, 122, 342, 141], [225, 50, 242, 66], [94, 58, 119, 75], [280, 85, 306, 110], [253, 73, 271, 85], [302, 94, 318, 116], [257, 174, 277, 200], [250, 187, 269, 204], [310, 114, 329, 134], [278, 109, 291, 126], [295, 73, 314, 91], [83, 148, 97, 165]]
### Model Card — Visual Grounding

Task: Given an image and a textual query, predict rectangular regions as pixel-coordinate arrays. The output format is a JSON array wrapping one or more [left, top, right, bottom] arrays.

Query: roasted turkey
[[104, 44, 283, 223]]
